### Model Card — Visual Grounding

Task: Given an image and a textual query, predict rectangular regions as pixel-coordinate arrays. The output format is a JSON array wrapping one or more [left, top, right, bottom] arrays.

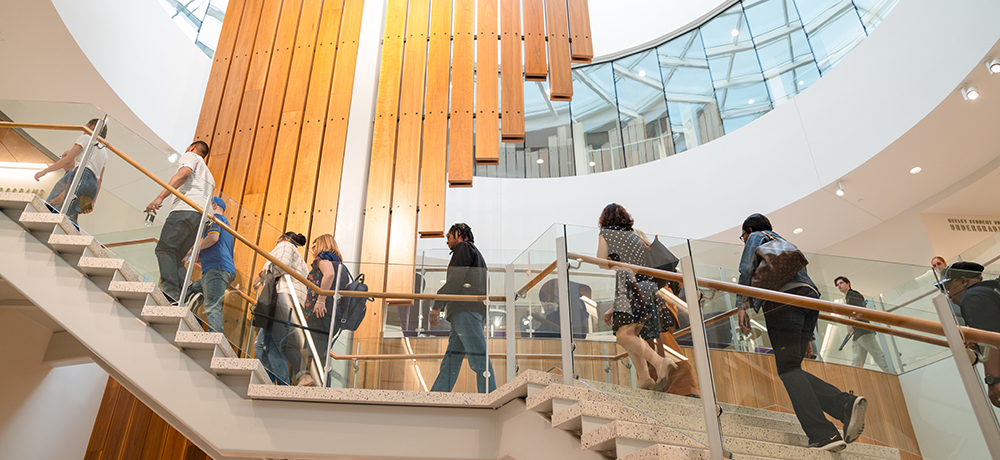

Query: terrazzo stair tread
[[245, 369, 564, 407], [590, 420, 898, 460], [141, 304, 201, 331], [77, 253, 127, 277], [108, 279, 158, 300], [47, 232, 94, 254], [526, 383, 619, 414], [584, 379, 801, 424], [0, 193, 47, 220], [551, 400, 663, 433], [644, 407, 804, 436], [210, 356, 270, 384], [676, 429, 899, 459], [172, 330, 237, 359], [620, 443, 773, 460], [18, 211, 71, 233]]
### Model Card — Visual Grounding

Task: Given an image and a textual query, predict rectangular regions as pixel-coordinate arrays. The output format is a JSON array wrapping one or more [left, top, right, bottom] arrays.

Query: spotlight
[[589, 161, 596, 166], [731, 29, 740, 37], [798, 80, 805, 85], [835, 181, 845, 197], [638, 70, 646, 78], [793, 228, 804, 235], [961, 85, 980, 101], [536, 158, 544, 164], [987, 58, 1000, 75], [909, 166, 922, 175], [167, 153, 179, 163], [748, 99, 755, 104]]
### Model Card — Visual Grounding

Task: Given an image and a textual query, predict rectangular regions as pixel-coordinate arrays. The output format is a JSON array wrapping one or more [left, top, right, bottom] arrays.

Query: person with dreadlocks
[[429, 223, 496, 393]]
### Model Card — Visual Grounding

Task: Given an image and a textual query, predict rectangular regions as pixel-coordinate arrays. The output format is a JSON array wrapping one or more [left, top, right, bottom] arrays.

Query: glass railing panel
[[509, 224, 570, 380], [956, 230, 1000, 272], [702, 2, 772, 133]]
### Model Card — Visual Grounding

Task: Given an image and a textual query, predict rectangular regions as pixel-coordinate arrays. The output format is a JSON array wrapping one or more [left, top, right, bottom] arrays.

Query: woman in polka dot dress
[[597, 203, 678, 390]]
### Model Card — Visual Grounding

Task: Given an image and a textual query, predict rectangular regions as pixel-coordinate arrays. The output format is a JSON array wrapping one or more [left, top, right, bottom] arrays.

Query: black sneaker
[[807, 433, 847, 452], [843, 392, 868, 444]]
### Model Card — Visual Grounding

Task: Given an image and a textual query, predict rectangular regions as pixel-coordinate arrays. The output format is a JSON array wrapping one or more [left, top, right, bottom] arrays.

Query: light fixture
[[0, 161, 49, 170], [835, 181, 845, 196], [731, 29, 740, 37], [798, 80, 805, 85], [748, 99, 755, 104], [987, 58, 1000, 75], [536, 158, 544, 164], [961, 85, 980, 101], [638, 70, 646, 78], [793, 228, 804, 235], [589, 161, 596, 166], [167, 153, 179, 163], [909, 166, 922, 175]]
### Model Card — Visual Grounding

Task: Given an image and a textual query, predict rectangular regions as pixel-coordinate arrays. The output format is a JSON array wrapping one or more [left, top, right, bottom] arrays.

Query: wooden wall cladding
[[85, 377, 207, 460], [192, 0, 365, 292]]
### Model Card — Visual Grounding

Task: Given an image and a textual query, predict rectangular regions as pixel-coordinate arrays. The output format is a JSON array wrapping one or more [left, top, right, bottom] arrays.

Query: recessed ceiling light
[[536, 158, 544, 164], [731, 29, 740, 37], [961, 85, 980, 101], [986, 58, 1000, 75], [909, 166, 922, 174], [638, 70, 646, 78], [589, 161, 596, 167], [798, 80, 805, 85], [748, 99, 755, 104], [793, 228, 804, 235]]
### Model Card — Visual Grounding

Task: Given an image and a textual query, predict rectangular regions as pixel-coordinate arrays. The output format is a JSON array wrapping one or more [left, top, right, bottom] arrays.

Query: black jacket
[[845, 288, 874, 338], [960, 279, 1000, 334], [436, 240, 488, 321]]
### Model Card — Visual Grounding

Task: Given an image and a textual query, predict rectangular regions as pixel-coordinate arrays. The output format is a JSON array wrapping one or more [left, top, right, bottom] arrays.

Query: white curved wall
[[50, 0, 211, 152], [435, 0, 1000, 257]]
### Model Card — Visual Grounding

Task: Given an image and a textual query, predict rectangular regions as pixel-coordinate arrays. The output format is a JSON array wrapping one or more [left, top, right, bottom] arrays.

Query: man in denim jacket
[[736, 213, 867, 452]]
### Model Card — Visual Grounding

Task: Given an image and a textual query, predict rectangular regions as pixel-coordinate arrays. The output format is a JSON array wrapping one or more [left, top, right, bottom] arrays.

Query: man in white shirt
[[33, 118, 109, 223], [145, 141, 216, 303]]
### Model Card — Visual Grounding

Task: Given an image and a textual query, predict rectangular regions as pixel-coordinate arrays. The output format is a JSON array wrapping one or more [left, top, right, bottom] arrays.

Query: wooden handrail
[[0, 122, 88, 132], [103, 237, 159, 248], [817, 313, 948, 348], [330, 352, 622, 361], [568, 252, 1000, 348], [516, 260, 558, 297]]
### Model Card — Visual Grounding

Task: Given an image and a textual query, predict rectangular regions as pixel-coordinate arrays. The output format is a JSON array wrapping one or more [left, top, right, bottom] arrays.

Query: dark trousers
[[763, 286, 851, 443], [154, 210, 202, 301]]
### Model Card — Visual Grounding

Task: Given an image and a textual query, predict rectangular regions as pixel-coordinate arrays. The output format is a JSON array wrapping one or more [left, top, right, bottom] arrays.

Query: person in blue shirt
[[736, 213, 866, 452], [185, 196, 236, 334]]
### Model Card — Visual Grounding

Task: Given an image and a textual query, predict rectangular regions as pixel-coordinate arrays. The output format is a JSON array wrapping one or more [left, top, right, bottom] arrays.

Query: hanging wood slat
[[474, 0, 500, 164], [544, 0, 573, 100], [522, 0, 547, 81], [566, 0, 593, 63], [499, 0, 524, 142], [417, 0, 453, 237], [448, 0, 475, 186]]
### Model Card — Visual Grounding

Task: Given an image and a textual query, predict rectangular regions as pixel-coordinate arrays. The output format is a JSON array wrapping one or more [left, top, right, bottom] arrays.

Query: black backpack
[[252, 267, 279, 328], [328, 271, 373, 345]]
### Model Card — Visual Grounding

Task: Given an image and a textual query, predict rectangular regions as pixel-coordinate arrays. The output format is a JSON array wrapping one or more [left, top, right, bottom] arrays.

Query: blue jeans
[[253, 293, 303, 385], [430, 311, 496, 393], [46, 167, 98, 223], [154, 210, 202, 301], [187, 268, 235, 333]]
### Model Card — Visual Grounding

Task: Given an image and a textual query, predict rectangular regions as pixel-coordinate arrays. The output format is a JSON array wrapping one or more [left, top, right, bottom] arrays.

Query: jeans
[[154, 210, 202, 301], [763, 286, 852, 444], [430, 311, 496, 393], [46, 167, 97, 224], [852, 333, 890, 371], [187, 268, 235, 334], [253, 293, 303, 385]]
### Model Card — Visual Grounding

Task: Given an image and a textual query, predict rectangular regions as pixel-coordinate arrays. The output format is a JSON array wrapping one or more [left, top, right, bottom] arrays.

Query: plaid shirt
[[263, 240, 309, 303]]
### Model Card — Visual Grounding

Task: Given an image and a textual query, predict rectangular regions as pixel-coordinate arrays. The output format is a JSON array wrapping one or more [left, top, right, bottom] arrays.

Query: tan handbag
[[750, 231, 808, 291]]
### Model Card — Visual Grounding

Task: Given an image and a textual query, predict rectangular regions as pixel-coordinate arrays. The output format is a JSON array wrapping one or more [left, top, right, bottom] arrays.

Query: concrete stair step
[[585, 420, 898, 460], [18, 211, 71, 233], [526, 383, 618, 414], [0, 192, 47, 221], [584, 379, 800, 424]]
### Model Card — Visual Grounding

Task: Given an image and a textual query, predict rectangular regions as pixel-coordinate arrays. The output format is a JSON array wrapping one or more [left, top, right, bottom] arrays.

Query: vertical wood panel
[[309, 0, 366, 241], [566, 0, 593, 63], [522, 0, 547, 81], [259, 0, 325, 232], [139, 416, 169, 460], [206, 0, 266, 181], [417, 0, 453, 238], [194, 0, 250, 142], [356, 0, 410, 386], [499, 0, 524, 142], [544, 0, 572, 100], [85, 377, 123, 459], [448, 0, 475, 186], [385, 0, 432, 313], [475, 0, 500, 164], [221, 0, 288, 205], [284, 0, 346, 239]]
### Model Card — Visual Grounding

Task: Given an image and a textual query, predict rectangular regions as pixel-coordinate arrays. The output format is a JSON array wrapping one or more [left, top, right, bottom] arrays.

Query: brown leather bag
[[750, 231, 808, 290]]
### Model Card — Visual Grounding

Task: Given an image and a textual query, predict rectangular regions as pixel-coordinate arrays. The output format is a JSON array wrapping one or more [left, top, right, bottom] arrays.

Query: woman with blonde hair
[[299, 234, 349, 386]]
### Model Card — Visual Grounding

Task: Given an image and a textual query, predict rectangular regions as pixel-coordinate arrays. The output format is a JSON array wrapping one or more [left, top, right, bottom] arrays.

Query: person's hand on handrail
[[429, 307, 441, 327]]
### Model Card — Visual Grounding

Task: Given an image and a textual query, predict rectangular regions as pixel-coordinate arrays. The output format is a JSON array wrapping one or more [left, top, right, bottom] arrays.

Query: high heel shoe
[[637, 377, 656, 390], [652, 355, 678, 392]]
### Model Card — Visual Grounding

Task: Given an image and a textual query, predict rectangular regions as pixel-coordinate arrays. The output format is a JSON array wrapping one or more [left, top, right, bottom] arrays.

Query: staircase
[[0, 191, 905, 459]]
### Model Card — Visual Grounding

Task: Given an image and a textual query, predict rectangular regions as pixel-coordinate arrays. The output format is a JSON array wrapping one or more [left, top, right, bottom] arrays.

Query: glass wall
[[157, 0, 228, 56], [476, 0, 898, 178]]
